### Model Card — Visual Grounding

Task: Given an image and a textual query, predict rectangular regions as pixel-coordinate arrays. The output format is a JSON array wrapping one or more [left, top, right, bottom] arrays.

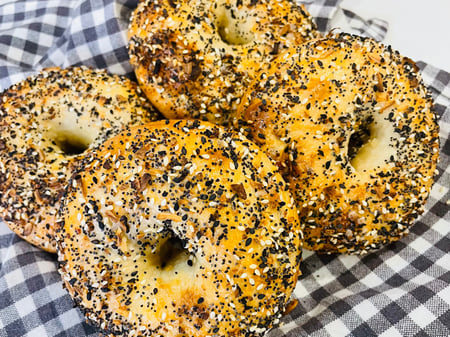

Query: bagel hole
[[46, 115, 95, 156], [348, 121, 372, 163], [348, 112, 398, 172], [217, 8, 254, 45], [54, 135, 90, 155], [155, 235, 191, 270]]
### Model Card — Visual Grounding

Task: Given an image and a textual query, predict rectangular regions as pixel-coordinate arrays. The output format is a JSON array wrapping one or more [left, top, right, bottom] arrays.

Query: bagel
[[128, 0, 320, 125], [57, 119, 302, 336], [0, 66, 160, 253], [236, 33, 440, 254]]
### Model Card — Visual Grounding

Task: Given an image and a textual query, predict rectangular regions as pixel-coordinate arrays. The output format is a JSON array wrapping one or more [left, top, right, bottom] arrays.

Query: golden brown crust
[[236, 33, 440, 254], [0, 66, 160, 252], [128, 0, 320, 126], [57, 119, 302, 336]]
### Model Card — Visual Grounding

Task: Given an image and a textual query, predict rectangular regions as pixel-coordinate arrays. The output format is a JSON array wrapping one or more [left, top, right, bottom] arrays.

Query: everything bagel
[[0, 66, 159, 252], [57, 119, 303, 336], [236, 33, 440, 254], [128, 0, 320, 125]]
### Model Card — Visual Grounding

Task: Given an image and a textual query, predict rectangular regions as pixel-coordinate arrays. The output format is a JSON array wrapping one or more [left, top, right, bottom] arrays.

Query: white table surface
[[330, 0, 450, 73]]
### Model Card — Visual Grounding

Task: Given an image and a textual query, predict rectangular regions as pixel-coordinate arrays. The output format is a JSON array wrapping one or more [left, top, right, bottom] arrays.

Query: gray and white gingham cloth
[[0, 0, 449, 336]]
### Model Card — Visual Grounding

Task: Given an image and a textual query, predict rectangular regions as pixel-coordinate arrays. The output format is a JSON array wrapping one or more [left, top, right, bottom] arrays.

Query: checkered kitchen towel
[[0, 0, 449, 336]]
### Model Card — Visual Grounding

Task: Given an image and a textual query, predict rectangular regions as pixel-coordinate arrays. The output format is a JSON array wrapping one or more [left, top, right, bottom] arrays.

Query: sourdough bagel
[[236, 33, 440, 254], [57, 119, 302, 336], [0, 66, 159, 252], [128, 0, 320, 125]]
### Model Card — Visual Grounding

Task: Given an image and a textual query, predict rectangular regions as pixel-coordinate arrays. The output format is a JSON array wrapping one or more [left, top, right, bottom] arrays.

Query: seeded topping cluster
[[128, 0, 320, 126], [0, 66, 159, 252], [57, 120, 302, 336], [236, 33, 440, 254]]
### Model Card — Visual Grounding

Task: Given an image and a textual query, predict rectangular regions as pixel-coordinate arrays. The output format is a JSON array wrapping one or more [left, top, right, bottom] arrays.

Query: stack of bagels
[[0, 0, 439, 336]]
